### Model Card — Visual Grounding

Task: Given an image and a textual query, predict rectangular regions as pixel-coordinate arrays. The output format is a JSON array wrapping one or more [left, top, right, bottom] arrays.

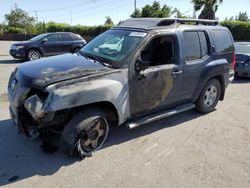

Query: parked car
[[8, 18, 235, 159], [9, 32, 86, 61], [234, 42, 250, 77]]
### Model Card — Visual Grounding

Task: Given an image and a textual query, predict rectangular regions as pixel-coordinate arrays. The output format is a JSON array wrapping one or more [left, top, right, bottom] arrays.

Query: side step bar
[[127, 103, 195, 129]]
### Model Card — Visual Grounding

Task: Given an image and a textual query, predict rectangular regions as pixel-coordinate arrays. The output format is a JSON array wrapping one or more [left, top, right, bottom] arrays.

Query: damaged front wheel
[[60, 108, 109, 159]]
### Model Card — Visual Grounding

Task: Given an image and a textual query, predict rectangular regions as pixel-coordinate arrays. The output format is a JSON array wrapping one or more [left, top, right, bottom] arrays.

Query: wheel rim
[[79, 118, 108, 153], [28, 50, 40, 60], [203, 85, 217, 107]]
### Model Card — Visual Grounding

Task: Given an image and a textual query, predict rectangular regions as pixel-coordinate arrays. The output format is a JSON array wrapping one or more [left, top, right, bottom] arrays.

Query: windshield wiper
[[78, 51, 114, 68]]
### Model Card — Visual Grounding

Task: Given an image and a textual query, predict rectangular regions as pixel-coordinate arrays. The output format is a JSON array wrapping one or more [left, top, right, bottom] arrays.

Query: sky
[[0, 0, 249, 26]]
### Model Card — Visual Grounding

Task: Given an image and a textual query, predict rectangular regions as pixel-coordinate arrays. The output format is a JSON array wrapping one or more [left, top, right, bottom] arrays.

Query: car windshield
[[235, 43, 250, 54], [29, 34, 47, 42], [80, 29, 146, 64]]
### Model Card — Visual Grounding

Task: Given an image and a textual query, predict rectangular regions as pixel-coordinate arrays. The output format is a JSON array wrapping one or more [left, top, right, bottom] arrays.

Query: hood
[[12, 41, 31, 46], [16, 53, 111, 88], [235, 53, 250, 62]]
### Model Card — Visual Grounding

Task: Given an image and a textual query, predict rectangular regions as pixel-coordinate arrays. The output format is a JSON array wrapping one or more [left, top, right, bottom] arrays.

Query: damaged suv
[[8, 18, 235, 158]]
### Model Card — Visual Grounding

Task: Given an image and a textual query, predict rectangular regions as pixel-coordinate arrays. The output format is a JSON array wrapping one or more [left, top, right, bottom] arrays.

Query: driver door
[[129, 35, 183, 117]]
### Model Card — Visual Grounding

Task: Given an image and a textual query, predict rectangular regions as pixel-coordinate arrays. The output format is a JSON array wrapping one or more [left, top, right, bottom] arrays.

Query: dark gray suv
[[8, 18, 235, 159], [9, 32, 86, 61]]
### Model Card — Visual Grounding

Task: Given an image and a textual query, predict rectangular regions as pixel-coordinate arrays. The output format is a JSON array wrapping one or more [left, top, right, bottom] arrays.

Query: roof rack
[[116, 18, 219, 30], [158, 18, 219, 26]]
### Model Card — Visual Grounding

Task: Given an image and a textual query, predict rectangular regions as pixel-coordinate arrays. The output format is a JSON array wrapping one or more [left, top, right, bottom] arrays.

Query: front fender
[[44, 70, 129, 124]]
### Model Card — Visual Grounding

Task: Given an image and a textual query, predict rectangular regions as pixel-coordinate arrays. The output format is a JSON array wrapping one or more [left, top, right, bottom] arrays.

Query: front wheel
[[26, 49, 41, 61], [60, 108, 109, 159], [195, 78, 221, 113]]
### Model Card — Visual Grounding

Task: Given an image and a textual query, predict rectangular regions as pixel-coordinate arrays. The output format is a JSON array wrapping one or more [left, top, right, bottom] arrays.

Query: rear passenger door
[[180, 30, 211, 100], [59, 34, 73, 53]]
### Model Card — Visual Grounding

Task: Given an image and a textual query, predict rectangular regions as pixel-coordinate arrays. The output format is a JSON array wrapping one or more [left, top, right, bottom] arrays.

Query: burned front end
[[8, 70, 59, 138]]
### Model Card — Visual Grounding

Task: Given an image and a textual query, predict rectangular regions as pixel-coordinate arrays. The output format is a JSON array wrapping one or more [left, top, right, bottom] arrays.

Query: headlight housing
[[11, 45, 25, 50], [24, 95, 44, 119]]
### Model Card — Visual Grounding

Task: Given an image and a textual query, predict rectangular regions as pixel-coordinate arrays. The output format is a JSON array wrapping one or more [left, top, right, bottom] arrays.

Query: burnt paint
[[129, 65, 181, 117], [16, 53, 110, 88]]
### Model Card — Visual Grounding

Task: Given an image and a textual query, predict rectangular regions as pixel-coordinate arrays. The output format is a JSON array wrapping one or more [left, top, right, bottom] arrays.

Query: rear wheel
[[195, 78, 221, 113], [60, 108, 109, 159], [26, 49, 41, 61]]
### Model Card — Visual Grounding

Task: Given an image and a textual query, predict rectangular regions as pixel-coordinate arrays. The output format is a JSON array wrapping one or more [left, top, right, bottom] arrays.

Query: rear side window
[[211, 30, 233, 53], [183, 31, 209, 61], [60, 34, 73, 41], [71, 34, 83, 41], [198, 31, 208, 57], [183, 32, 201, 61], [46, 34, 59, 42]]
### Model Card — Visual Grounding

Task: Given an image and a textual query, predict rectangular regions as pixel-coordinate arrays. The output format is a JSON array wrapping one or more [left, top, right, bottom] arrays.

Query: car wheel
[[195, 78, 221, 114], [26, 49, 41, 61], [60, 108, 109, 159]]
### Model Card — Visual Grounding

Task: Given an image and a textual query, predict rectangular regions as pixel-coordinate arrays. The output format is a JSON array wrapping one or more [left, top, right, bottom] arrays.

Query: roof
[[47, 32, 74, 34], [116, 18, 219, 30]]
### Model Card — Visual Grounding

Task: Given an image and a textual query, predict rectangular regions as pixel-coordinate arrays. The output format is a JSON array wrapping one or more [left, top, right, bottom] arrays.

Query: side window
[[71, 34, 83, 41], [183, 31, 200, 61], [198, 31, 208, 57], [60, 34, 73, 41], [211, 30, 233, 53], [141, 35, 176, 67], [46, 35, 59, 42]]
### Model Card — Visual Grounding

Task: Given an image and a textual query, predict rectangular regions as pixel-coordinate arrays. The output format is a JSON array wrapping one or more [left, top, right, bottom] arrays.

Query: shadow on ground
[[232, 77, 250, 84], [0, 110, 201, 186], [0, 59, 21, 64]]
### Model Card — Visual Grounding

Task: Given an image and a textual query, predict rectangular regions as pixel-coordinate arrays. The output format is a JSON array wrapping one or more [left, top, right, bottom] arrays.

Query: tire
[[26, 49, 41, 61], [60, 108, 110, 159], [195, 78, 221, 114]]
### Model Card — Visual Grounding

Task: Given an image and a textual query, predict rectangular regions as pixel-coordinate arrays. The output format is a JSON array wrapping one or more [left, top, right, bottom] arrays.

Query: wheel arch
[[193, 74, 225, 102], [68, 101, 119, 126]]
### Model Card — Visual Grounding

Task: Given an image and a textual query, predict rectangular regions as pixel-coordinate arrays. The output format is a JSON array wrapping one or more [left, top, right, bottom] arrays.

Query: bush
[[45, 22, 112, 37], [4, 27, 26, 34], [221, 20, 250, 41]]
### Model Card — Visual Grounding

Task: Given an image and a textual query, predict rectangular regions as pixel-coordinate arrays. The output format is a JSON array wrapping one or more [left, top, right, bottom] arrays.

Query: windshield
[[235, 43, 250, 54], [29, 34, 47, 42], [80, 29, 146, 64]]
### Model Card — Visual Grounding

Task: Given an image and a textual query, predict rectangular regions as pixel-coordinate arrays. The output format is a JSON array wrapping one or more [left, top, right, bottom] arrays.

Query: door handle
[[172, 70, 183, 75]]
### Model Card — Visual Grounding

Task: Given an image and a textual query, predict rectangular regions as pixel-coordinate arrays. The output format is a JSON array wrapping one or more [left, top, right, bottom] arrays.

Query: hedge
[[220, 20, 250, 41], [1, 20, 250, 41], [46, 22, 112, 36]]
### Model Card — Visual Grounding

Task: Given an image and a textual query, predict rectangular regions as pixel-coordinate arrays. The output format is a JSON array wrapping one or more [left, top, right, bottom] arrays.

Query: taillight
[[232, 50, 236, 69]]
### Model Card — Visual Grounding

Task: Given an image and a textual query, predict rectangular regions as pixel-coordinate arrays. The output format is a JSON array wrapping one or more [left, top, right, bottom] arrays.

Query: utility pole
[[35, 10, 38, 23], [134, 0, 137, 11]]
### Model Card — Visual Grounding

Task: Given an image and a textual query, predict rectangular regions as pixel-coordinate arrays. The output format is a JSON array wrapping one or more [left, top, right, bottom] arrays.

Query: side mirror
[[41, 38, 48, 43]]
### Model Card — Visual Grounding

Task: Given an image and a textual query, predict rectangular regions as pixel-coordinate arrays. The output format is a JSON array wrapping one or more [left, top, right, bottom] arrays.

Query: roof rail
[[116, 18, 219, 30], [158, 18, 219, 26]]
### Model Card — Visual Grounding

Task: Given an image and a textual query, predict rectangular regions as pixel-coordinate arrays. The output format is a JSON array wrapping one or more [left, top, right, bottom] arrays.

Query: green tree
[[131, 1, 173, 18], [4, 5, 37, 34], [192, 0, 223, 20], [131, 8, 141, 18], [236, 12, 248, 22], [104, 16, 114, 26], [172, 8, 187, 18], [5, 8, 35, 28]]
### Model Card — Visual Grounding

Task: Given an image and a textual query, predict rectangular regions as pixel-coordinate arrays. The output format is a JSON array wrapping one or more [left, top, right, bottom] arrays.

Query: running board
[[127, 103, 195, 129]]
